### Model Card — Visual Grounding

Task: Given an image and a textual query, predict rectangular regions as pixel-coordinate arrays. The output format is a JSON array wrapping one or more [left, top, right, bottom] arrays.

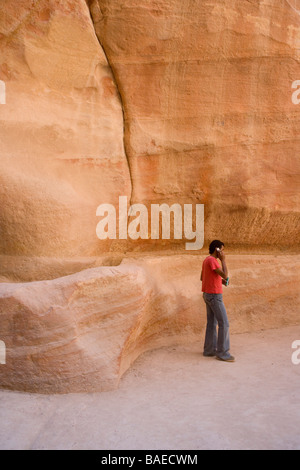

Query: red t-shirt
[[201, 256, 223, 294]]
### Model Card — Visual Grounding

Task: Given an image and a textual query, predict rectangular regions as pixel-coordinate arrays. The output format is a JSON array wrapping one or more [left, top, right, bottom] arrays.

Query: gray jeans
[[203, 293, 231, 360]]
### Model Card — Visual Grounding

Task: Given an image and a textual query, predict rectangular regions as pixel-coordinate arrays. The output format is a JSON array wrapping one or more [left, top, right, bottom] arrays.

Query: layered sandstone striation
[[0, 255, 299, 394]]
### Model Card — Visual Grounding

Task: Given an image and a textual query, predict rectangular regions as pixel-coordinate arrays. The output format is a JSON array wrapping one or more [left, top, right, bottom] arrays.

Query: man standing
[[201, 240, 235, 362]]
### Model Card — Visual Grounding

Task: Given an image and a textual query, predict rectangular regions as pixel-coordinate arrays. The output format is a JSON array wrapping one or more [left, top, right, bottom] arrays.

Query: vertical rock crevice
[[87, 0, 134, 206]]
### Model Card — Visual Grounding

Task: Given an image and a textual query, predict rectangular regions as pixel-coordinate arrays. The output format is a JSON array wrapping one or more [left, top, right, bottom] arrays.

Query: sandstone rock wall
[[90, 0, 300, 250], [0, 0, 131, 259], [0, 0, 299, 263]]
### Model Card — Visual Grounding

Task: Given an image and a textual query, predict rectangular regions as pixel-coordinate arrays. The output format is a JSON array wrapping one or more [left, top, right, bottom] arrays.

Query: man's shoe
[[216, 355, 235, 362], [203, 352, 216, 357]]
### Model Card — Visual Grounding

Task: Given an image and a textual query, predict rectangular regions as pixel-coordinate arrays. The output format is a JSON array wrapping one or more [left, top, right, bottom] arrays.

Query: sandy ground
[[0, 325, 299, 450]]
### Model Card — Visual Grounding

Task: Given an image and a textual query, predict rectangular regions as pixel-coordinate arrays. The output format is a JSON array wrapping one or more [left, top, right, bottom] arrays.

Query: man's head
[[209, 240, 225, 255]]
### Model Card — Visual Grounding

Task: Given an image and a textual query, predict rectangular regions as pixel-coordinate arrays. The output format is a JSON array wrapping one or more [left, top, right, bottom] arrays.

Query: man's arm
[[214, 252, 228, 280]]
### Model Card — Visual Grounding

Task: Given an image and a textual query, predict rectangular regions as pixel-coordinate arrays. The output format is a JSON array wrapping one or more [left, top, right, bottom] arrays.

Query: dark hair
[[209, 240, 224, 254]]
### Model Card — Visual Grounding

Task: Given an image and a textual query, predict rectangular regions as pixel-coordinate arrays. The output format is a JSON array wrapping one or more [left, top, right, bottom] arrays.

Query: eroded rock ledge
[[0, 255, 299, 394]]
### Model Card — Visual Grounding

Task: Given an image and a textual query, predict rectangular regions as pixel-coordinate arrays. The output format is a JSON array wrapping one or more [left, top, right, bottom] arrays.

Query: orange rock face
[[90, 0, 300, 249], [0, 0, 299, 261], [0, 0, 131, 259]]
